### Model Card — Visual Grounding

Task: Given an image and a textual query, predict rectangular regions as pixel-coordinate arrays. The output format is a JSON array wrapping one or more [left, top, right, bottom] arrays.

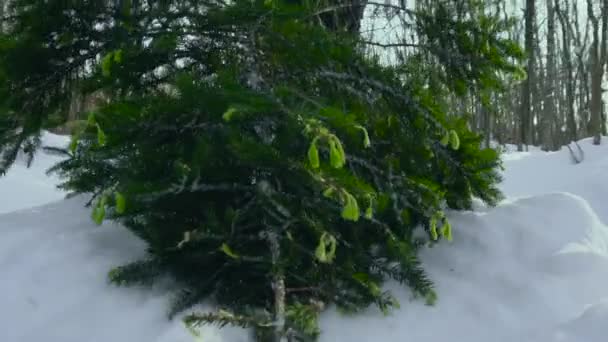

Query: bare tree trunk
[[0, 0, 4, 33], [556, 0, 578, 143], [603, 101, 607, 135], [532, 14, 544, 146], [573, 1, 591, 138], [266, 231, 287, 342], [511, 85, 520, 146], [484, 97, 492, 148], [542, 0, 558, 150], [556, 53, 566, 146], [587, 0, 608, 144], [519, 0, 536, 152], [318, 0, 368, 34], [70, 81, 85, 116]]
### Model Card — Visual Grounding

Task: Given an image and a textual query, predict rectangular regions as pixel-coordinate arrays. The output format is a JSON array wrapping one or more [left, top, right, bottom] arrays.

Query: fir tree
[[0, 0, 522, 340]]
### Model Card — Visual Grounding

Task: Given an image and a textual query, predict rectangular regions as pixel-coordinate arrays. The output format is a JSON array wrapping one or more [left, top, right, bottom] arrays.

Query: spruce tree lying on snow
[[0, 0, 522, 340]]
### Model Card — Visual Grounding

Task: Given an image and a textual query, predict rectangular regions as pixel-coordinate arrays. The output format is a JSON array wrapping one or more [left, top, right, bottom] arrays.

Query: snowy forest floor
[[2, 133, 608, 342]]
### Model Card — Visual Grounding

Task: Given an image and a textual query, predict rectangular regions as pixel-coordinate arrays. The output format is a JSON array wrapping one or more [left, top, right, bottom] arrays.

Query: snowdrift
[[502, 138, 608, 223], [0, 198, 248, 342], [321, 192, 608, 342], [2, 133, 608, 342]]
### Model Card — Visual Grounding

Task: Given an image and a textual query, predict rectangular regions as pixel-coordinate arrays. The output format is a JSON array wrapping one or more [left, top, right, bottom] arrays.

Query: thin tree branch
[[361, 40, 423, 48]]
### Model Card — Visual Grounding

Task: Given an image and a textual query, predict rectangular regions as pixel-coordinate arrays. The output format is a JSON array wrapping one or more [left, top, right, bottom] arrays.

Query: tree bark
[[519, 0, 536, 151], [542, 0, 557, 150], [556, 0, 578, 143], [317, 0, 368, 34], [573, 0, 590, 138], [0, 0, 4, 33], [587, 0, 608, 144], [534, 34, 544, 146]]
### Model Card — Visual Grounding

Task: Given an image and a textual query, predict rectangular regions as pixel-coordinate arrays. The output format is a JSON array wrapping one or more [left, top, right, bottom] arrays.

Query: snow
[[2, 133, 608, 341], [0, 132, 66, 214], [0, 133, 246, 342], [321, 192, 608, 342], [0, 199, 249, 342]]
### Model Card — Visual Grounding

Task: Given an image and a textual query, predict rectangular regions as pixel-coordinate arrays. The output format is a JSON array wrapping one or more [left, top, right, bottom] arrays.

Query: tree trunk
[[532, 14, 544, 146], [484, 98, 492, 149], [603, 101, 607, 135], [587, 0, 608, 145], [318, 0, 368, 34], [556, 0, 578, 143], [573, 0, 591, 139], [519, 0, 536, 151], [542, 0, 557, 150], [0, 0, 4, 33]]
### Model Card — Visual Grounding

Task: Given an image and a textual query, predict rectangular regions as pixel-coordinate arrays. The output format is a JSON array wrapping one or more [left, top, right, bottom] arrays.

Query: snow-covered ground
[[1, 133, 608, 342], [0, 132, 66, 215]]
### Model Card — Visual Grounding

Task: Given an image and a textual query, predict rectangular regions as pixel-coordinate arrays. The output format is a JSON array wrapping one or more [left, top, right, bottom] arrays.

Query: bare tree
[[572, 1, 591, 138], [532, 16, 544, 146], [587, 0, 608, 144], [519, 0, 536, 151], [541, 0, 558, 150], [318, 0, 368, 34], [555, 0, 578, 143], [0, 0, 4, 33]]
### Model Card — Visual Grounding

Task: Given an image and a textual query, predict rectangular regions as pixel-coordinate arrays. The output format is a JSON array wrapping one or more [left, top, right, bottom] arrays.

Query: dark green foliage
[[0, 0, 521, 340]]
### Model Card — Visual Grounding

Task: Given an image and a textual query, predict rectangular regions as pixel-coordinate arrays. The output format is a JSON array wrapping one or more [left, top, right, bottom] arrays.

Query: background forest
[[362, 0, 607, 152]]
